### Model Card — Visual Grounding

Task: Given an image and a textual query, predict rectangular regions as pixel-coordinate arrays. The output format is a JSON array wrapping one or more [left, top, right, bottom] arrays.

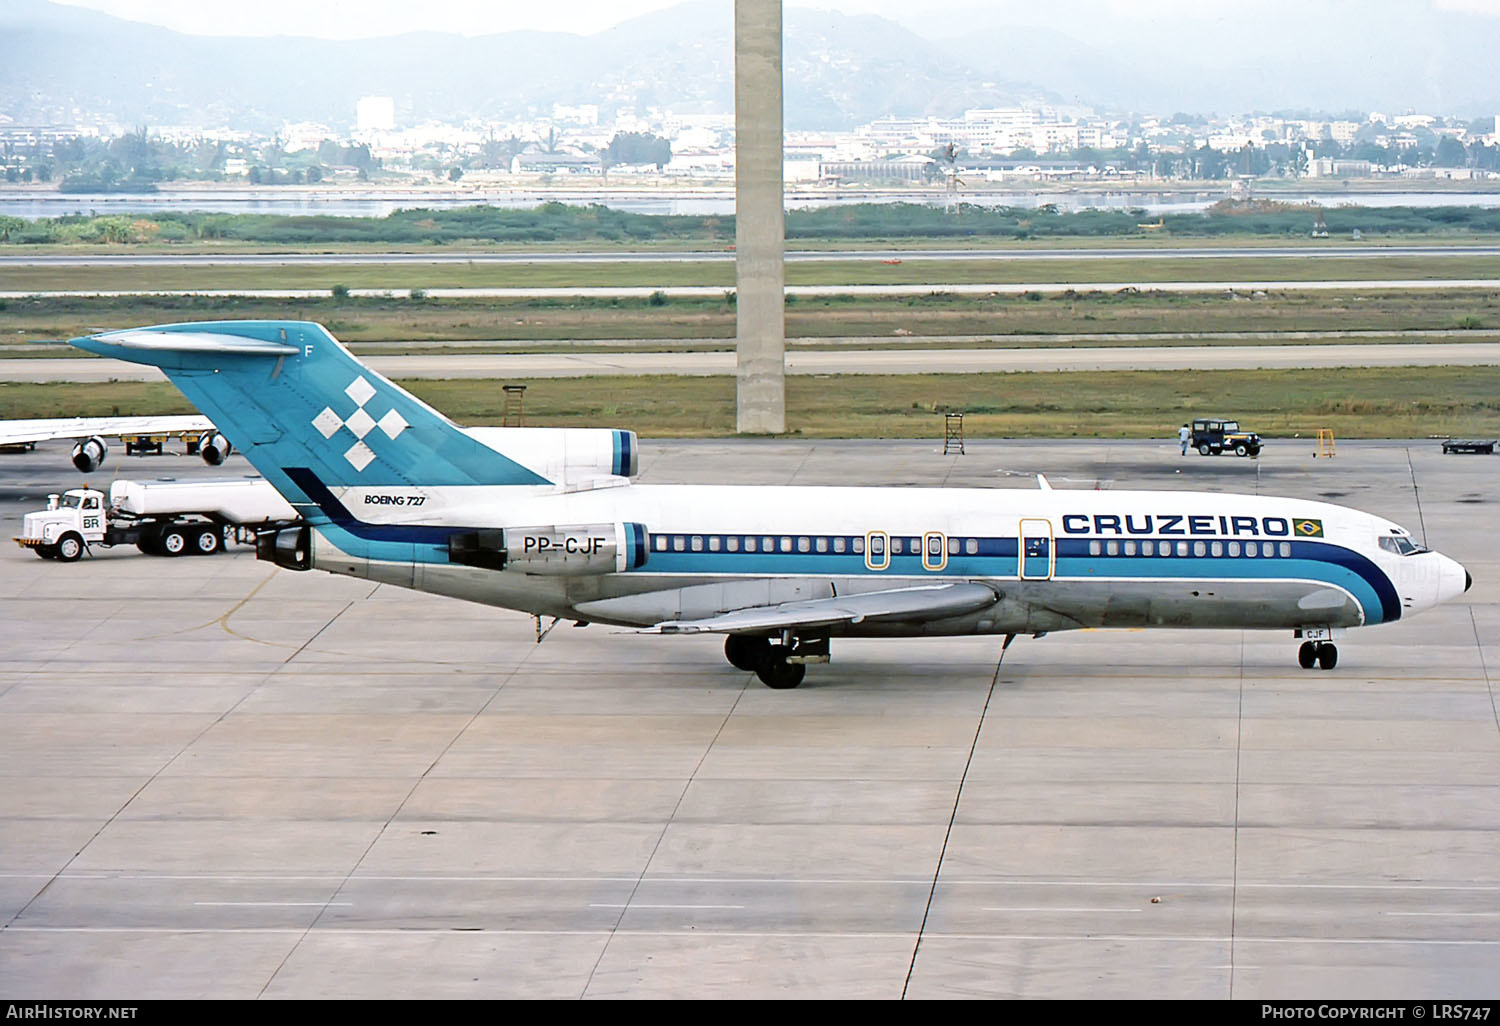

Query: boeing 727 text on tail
[[70, 321, 1471, 688]]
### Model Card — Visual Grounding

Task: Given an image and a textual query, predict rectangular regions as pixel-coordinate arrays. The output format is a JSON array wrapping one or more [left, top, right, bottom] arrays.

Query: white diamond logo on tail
[[345, 376, 376, 407], [377, 409, 409, 440], [345, 407, 376, 440], [344, 441, 376, 471], [313, 407, 343, 439]]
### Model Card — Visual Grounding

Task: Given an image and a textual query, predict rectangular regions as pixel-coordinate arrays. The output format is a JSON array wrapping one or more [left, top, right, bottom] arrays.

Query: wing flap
[[651, 581, 998, 635]]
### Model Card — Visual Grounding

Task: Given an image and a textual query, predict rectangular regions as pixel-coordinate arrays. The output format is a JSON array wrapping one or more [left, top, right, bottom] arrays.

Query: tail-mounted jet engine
[[449, 523, 649, 575], [256, 524, 312, 571]]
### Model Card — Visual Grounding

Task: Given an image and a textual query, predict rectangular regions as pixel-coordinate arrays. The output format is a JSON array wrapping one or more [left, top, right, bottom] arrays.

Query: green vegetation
[[7, 366, 1498, 439], [7, 201, 1500, 249], [1, 290, 1495, 350], [6, 253, 1499, 295]]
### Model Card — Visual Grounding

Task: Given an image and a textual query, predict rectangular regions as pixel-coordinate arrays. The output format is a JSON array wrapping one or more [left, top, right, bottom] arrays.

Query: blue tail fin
[[70, 321, 550, 510]]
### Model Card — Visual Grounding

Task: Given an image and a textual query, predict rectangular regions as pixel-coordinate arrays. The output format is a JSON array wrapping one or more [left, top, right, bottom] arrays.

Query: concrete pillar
[[734, 0, 785, 434]]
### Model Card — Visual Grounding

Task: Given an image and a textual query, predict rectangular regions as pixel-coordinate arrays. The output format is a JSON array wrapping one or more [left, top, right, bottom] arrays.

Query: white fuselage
[[303, 482, 1468, 637]]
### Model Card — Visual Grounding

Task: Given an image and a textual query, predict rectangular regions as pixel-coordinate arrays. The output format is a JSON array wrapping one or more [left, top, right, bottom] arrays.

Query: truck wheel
[[1198, 444, 1211, 455], [56, 533, 84, 562], [193, 527, 221, 555], [160, 528, 187, 557], [1235, 443, 1248, 457]]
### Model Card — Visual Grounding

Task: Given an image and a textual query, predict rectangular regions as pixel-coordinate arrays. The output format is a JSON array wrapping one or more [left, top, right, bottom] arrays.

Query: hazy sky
[[49, 0, 1500, 39]]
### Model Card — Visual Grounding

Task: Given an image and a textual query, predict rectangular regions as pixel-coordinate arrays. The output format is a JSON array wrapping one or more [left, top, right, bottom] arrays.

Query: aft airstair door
[[1021, 518, 1054, 580]]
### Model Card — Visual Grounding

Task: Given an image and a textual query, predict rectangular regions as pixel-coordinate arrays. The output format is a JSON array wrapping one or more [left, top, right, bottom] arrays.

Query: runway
[[7, 340, 1499, 383], [7, 243, 1499, 267], [0, 437, 1497, 998]]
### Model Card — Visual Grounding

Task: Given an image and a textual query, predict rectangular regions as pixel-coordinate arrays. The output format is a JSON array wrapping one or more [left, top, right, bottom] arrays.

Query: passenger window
[[1262, 542, 1274, 557], [655, 536, 667, 552], [948, 537, 960, 556], [691, 536, 703, 552], [1193, 541, 1206, 557], [727, 537, 739, 552], [1228, 541, 1240, 556], [1124, 540, 1136, 556], [853, 537, 865, 555], [1141, 540, 1154, 556], [1279, 542, 1291, 558], [928, 535, 943, 556], [709, 536, 720, 552], [833, 537, 845, 553], [744, 537, 756, 552], [763, 536, 774, 551], [1210, 541, 1222, 557], [1245, 541, 1257, 558], [1106, 541, 1118, 556], [780, 537, 793, 553], [891, 538, 903, 555], [815, 537, 827, 553], [673, 536, 685, 552], [965, 538, 978, 555], [797, 537, 810, 553], [869, 535, 884, 555], [1176, 541, 1189, 557], [1089, 541, 1101, 556]]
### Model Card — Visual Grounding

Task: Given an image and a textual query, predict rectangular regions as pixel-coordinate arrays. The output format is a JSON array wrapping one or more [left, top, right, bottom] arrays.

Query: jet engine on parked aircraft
[[464, 427, 639, 484], [70, 435, 108, 472], [198, 432, 233, 466], [448, 522, 649, 575]]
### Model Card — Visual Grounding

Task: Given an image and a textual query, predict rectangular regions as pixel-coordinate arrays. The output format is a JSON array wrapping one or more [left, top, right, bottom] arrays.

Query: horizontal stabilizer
[[648, 581, 998, 634]]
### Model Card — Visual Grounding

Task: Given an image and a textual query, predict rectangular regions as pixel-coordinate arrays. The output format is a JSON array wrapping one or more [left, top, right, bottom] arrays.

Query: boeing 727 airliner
[[70, 320, 1472, 688]]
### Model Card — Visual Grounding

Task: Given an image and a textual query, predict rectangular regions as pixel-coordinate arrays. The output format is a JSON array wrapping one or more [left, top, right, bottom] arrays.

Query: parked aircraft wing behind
[[0, 415, 213, 447], [649, 581, 999, 634]]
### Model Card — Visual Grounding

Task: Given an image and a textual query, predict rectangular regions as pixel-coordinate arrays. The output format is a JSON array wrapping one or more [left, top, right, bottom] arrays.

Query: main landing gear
[[1298, 640, 1338, 670], [724, 633, 828, 689]]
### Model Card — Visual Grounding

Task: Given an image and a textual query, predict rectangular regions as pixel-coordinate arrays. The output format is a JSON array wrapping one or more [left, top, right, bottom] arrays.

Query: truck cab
[[16, 488, 108, 561], [1191, 418, 1262, 458]]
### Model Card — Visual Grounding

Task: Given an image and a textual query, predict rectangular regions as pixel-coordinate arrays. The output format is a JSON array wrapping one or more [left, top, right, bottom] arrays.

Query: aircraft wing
[[0, 415, 214, 446], [650, 581, 998, 634]]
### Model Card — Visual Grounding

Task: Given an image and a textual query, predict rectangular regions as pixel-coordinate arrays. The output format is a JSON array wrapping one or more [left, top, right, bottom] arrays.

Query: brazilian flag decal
[[1294, 518, 1325, 538]]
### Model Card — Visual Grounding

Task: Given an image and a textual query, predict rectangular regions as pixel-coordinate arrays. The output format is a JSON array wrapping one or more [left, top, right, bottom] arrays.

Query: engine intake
[[199, 432, 233, 466], [449, 522, 648, 575], [70, 435, 108, 473]]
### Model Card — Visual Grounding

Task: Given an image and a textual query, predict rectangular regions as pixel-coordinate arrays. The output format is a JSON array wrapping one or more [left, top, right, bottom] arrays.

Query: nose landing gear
[[1298, 640, 1338, 670]]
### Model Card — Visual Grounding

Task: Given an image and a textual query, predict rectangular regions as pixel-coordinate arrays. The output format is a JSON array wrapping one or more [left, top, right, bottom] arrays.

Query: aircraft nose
[[1466, 570, 1473, 593]]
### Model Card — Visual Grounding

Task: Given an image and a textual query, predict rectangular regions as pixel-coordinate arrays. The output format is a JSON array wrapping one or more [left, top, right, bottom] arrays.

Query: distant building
[[1307, 158, 1373, 178], [820, 155, 933, 182], [356, 96, 395, 135]]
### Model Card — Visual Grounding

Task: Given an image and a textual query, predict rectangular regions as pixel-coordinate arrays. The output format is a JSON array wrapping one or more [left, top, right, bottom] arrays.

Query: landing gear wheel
[[725, 634, 770, 672], [1298, 641, 1317, 669], [1198, 443, 1211, 456], [1317, 642, 1338, 670], [160, 528, 187, 557], [55, 532, 84, 562], [1235, 443, 1249, 457], [755, 647, 806, 689], [193, 527, 221, 555]]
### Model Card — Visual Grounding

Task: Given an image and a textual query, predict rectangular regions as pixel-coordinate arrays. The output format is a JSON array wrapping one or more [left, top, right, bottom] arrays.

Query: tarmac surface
[[7, 340, 1500, 383], [1, 437, 1497, 999]]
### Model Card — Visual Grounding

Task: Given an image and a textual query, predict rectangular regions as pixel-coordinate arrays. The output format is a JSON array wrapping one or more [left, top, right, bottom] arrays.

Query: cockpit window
[[62, 493, 85, 509], [1379, 535, 1423, 556]]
